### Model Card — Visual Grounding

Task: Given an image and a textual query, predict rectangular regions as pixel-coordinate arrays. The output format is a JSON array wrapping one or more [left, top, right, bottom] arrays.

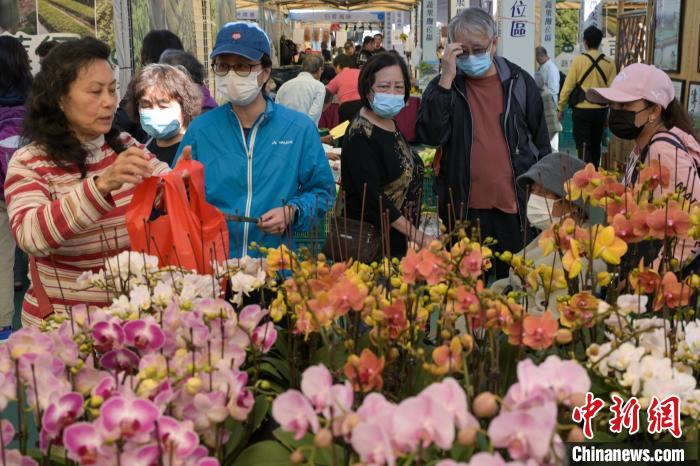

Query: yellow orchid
[[590, 225, 628, 265], [562, 238, 583, 279]]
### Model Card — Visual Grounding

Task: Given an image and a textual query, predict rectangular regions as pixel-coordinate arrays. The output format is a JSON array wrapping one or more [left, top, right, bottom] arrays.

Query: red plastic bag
[[126, 158, 229, 274]]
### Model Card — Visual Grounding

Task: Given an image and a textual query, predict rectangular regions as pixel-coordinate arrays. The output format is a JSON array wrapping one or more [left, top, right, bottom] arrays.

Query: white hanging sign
[[422, 0, 438, 65], [498, 0, 536, 75], [540, 0, 555, 57]]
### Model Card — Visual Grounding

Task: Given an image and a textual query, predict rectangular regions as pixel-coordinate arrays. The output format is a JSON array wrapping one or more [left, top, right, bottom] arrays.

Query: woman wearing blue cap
[[173, 22, 335, 257]]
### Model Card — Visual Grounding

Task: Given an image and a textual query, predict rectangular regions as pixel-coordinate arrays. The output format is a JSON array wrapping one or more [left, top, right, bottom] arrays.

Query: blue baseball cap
[[211, 22, 271, 61]]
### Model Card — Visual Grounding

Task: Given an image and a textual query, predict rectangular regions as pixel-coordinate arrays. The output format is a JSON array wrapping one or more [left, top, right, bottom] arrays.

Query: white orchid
[[606, 342, 645, 372], [616, 294, 649, 316]]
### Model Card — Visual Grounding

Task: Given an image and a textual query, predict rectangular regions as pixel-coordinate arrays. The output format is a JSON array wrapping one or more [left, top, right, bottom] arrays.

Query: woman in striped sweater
[[4, 38, 170, 328]]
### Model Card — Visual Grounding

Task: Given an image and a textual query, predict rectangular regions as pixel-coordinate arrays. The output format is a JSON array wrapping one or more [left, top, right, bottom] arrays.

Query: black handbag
[[568, 53, 608, 108], [322, 188, 381, 263]]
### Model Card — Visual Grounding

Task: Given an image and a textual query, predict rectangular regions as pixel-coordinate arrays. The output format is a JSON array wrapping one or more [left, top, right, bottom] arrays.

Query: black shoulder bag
[[568, 54, 608, 108]]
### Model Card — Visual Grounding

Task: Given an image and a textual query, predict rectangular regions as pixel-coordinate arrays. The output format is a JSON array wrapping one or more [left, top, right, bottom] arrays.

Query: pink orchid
[[487, 402, 557, 462], [351, 420, 396, 466], [73, 367, 110, 396], [1, 450, 39, 466], [18, 352, 64, 381], [123, 318, 165, 352], [195, 298, 236, 323], [325, 382, 354, 436], [272, 390, 320, 440], [91, 376, 118, 401], [1, 419, 14, 446], [121, 444, 160, 466], [357, 393, 396, 426], [49, 333, 80, 366], [7, 327, 53, 359], [225, 371, 254, 421], [91, 321, 125, 353], [184, 392, 229, 430], [182, 311, 211, 348], [301, 364, 333, 412], [158, 416, 200, 458], [393, 395, 455, 451], [237, 305, 268, 333], [251, 322, 277, 353], [40, 391, 84, 451], [63, 422, 106, 465], [25, 372, 71, 413], [538, 356, 590, 405], [100, 395, 159, 440], [99, 348, 140, 373], [421, 378, 478, 430]]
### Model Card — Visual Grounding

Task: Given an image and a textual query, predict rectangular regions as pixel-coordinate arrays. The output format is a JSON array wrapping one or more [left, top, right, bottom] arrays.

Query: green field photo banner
[[0, 0, 38, 34]]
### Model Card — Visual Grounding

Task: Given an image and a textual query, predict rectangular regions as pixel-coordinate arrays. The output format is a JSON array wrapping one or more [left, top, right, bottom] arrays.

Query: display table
[[319, 96, 421, 143]]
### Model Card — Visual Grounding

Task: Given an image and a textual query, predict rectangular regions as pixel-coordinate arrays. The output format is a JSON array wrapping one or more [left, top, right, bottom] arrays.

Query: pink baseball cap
[[586, 63, 675, 109]]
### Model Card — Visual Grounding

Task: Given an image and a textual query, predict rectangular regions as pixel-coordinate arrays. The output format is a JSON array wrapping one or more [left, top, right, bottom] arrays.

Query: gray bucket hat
[[516, 152, 585, 206]]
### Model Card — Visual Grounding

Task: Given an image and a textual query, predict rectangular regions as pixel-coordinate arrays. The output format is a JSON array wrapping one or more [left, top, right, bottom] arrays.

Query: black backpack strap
[[577, 53, 608, 87]]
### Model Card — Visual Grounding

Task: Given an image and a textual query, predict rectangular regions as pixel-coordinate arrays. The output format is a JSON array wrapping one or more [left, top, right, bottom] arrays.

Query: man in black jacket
[[417, 8, 551, 279]]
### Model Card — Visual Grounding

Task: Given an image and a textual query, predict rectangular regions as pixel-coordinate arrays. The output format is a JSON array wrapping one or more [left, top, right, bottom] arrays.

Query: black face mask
[[608, 105, 653, 140]]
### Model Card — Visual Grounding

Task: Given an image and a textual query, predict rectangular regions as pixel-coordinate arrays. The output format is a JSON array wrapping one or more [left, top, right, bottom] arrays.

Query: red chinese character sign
[[572, 393, 683, 439]]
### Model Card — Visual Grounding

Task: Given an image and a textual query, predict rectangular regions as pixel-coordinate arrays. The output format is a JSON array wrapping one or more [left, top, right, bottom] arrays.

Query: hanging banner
[[1, 31, 79, 74], [540, 0, 555, 57], [498, 0, 535, 76], [449, 0, 468, 21], [384, 11, 393, 49], [289, 11, 384, 23], [237, 10, 259, 20], [422, 0, 438, 64]]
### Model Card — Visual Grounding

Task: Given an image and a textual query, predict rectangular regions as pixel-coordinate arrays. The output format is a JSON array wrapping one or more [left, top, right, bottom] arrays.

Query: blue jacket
[[174, 97, 335, 257]]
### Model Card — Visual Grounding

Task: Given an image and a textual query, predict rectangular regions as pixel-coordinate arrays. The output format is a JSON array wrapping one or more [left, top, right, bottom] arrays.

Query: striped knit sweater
[[4, 133, 170, 327]]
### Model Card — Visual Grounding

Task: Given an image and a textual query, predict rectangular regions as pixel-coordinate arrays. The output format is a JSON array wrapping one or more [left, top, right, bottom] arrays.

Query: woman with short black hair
[[341, 53, 434, 258]]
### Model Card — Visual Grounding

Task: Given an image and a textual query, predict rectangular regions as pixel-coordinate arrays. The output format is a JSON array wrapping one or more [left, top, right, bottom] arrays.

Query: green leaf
[[231, 440, 293, 466], [310, 344, 347, 372], [250, 395, 270, 432], [261, 356, 292, 383]]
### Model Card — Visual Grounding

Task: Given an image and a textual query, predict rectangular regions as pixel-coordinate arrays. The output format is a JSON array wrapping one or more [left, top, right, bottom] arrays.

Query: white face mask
[[527, 193, 560, 231], [216, 71, 262, 106]]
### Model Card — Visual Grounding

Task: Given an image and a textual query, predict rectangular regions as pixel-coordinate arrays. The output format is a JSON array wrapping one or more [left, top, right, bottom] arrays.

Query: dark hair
[[535, 46, 548, 58], [141, 30, 184, 65], [362, 36, 374, 46], [36, 40, 60, 59], [358, 52, 410, 110], [333, 54, 353, 69], [24, 37, 124, 177], [658, 99, 699, 140], [126, 64, 202, 127], [0, 36, 32, 96], [159, 49, 205, 85], [374, 33, 383, 39], [583, 26, 603, 49]]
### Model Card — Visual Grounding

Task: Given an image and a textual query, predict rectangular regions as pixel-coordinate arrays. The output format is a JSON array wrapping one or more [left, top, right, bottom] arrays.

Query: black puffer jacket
[[417, 56, 551, 229]]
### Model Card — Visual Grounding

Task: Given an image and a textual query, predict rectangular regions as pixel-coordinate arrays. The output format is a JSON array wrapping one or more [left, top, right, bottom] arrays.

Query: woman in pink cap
[[587, 62, 700, 270]]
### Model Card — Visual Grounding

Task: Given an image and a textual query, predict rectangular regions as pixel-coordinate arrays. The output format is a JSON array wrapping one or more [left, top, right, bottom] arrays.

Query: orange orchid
[[590, 225, 628, 265], [559, 292, 598, 328], [646, 203, 692, 240], [612, 214, 643, 244], [483, 299, 523, 330], [308, 262, 348, 293], [379, 299, 409, 340], [605, 193, 639, 222], [566, 163, 602, 202], [401, 248, 420, 284], [328, 277, 367, 315], [415, 248, 449, 285], [307, 291, 336, 327], [591, 176, 625, 206], [654, 272, 691, 311], [459, 249, 484, 279], [429, 337, 464, 375], [344, 349, 385, 392], [522, 311, 559, 350], [453, 286, 480, 314], [629, 264, 661, 294], [638, 159, 671, 190]]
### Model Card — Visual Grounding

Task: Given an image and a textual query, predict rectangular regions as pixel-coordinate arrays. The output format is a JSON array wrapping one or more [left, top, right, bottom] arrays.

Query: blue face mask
[[140, 105, 182, 140], [456, 46, 493, 77], [371, 92, 405, 119]]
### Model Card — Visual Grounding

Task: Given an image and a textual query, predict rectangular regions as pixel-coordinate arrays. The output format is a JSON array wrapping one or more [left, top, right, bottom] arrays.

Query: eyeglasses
[[459, 40, 493, 57], [211, 62, 261, 77]]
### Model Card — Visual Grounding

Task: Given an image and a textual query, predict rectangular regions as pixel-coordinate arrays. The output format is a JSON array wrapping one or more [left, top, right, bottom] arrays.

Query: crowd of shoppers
[[2, 10, 698, 336]]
